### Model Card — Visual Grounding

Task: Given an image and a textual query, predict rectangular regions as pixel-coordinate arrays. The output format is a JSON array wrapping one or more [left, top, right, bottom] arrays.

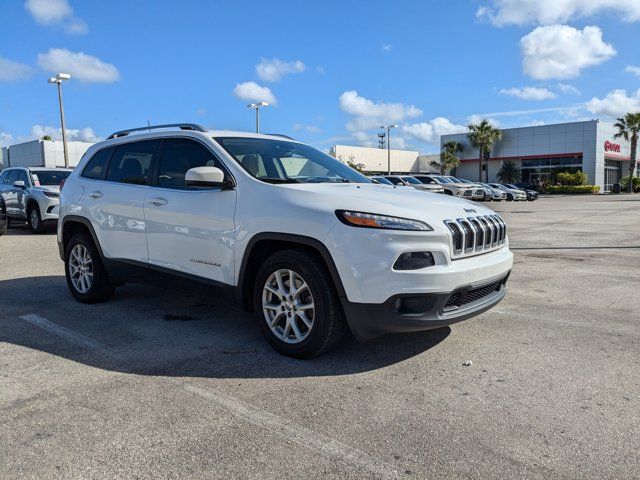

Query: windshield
[[400, 176, 421, 185], [456, 178, 473, 184], [432, 175, 452, 184], [214, 137, 371, 184], [504, 184, 518, 189], [31, 170, 70, 186], [371, 176, 393, 185]]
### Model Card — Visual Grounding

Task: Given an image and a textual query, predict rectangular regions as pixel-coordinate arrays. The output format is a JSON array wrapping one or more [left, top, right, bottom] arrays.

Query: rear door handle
[[149, 198, 168, 207], [89, 191, 103, 199]]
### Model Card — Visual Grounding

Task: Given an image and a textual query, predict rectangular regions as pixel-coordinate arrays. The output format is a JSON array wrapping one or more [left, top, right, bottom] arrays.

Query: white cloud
[[29, 124, 101, 142], [467, 115, 502, 127], [0, 132, 14, 147], [338, 90, 422, 132], [520, 25, 616, 80], [0, 56, 32, 81], [500, 86, 556, 100], [625, 65, 640, 77], [37, 48, 120, 83], [381, 43, 392, 52], [25, 0, 88, 34], [233, 81, 277, 105], [477, 0, 640, 26], [557, 83, 581, 94], [585, 89, 640, 118], [255, 58, 305, 82], [402, 118, 467, 144], [293, 123, 321, 133]]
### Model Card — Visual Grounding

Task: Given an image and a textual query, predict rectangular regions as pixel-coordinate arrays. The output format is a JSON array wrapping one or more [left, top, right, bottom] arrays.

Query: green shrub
[[544, 185, 600, 194], [556, 171, 587, 186], [620, 175, 640, 192]]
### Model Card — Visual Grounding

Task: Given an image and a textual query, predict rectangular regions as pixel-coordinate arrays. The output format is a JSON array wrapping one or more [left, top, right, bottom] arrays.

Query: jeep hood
[[279, 183, 496, 224]]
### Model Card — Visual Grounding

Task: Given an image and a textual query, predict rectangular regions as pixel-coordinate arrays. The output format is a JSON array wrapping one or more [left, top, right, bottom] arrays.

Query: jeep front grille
[[444, 215, 506, 258]]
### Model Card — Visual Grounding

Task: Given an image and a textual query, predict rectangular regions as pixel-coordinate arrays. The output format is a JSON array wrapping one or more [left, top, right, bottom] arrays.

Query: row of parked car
[[369, 174, 539, 202]]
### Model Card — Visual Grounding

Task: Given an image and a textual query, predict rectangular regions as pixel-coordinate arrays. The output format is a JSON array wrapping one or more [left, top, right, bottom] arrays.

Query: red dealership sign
[[604, 141, 621, 152]]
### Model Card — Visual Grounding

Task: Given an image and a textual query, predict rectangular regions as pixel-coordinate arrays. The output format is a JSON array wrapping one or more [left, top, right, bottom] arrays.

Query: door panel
[[145, 188, 237, 284], [3, 171, 20, 216], [85, 139, 159, 263], [144, 137, 237, 285]]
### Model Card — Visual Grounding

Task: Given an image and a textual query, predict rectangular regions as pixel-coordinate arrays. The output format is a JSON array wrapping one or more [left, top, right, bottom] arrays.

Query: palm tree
[[431, 141, 462, 174], [497, 160, 522, 183], [467, 120, 502, 183], [614, 112, 640, 193]]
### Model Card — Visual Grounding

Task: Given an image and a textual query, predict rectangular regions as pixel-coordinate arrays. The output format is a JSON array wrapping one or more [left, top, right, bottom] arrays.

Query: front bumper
[[38, 197, 61, 221], [342, 271, 509, 340]]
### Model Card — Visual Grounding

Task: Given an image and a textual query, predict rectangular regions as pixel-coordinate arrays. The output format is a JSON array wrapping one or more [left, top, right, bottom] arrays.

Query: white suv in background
[[412, 174, 475, 198], [0, 167, 72, 233], [57, 124, 513, 358]]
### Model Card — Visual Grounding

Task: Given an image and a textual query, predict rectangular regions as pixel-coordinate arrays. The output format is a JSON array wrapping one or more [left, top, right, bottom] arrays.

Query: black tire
[[28, 204, 45, 234], [506, 194, 514, 201], [444, 190, 453, 196], [64, 233, 115, 303], [253, 249, 347, 358]]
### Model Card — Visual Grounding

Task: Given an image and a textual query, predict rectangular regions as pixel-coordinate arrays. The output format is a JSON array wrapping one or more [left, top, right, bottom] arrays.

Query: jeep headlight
[[335, 210, 432, 231]]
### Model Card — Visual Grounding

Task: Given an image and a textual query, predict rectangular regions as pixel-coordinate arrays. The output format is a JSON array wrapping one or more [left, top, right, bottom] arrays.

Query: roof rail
[[107, 123, 208, 140], [266, 133, 295, 140]]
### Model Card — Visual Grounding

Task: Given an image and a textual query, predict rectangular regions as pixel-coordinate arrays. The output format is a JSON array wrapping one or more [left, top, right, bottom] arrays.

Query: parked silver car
[[0, 167, 72, 233], [383, 175, 445, 193], [480, 183, 507, 201]]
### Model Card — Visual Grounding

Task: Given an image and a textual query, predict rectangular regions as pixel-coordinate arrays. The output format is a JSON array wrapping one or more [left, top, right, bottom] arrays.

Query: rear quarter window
[[82, 147, 115, 180]]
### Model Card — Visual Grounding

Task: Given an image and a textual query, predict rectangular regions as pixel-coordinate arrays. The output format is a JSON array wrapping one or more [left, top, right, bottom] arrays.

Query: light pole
[[48, 73, 71, 168], [380, 124, 398, 174], [248, 102, 269, 133]]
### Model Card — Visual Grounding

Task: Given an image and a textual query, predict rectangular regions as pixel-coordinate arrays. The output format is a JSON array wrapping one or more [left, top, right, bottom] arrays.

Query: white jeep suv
[[57, 124, 513, 358]]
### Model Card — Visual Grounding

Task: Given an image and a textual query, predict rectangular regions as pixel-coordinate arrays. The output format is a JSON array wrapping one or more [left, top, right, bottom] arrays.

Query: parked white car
[[57, 124, 513, 357], [383, 175, 445, 194], [412, 174, 475, 198], [488, 183, 527, 201], [443, 176, 486, 200], [0, 167, 72, 233]]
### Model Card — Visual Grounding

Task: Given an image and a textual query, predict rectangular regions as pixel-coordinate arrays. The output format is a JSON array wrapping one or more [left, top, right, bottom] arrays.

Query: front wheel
[[253, 249, 347, 358], [65, 233, 115, 303], [28, 205, 45, 234], [506, 194, 514, 201]]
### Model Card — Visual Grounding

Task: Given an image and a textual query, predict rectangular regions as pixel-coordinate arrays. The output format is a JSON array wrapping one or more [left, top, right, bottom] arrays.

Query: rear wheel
[[506, 193, 514, 201], [65, 233, 115, 303], [253, 249, 347, 358], [444, 190, 453, 195], [28, 204, 45, 234]]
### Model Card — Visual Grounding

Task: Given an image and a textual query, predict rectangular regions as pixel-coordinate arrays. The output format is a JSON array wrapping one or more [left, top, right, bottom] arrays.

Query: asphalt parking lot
[[1, 195, 639, 479]]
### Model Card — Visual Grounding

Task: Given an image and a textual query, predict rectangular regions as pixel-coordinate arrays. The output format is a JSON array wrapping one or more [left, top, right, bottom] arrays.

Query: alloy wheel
[[69, 244, 93, 293], [30, 209, 39, 230], [262, 269, 315, 344]]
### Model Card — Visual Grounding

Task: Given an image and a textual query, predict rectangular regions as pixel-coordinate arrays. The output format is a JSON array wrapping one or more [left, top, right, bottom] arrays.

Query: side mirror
[[13, 180, 26, 189], [185, 166, 232, 189]]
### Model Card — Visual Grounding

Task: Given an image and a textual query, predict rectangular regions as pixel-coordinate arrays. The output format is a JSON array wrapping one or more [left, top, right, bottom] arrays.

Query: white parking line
[[19, 313, 107, 352], [185, 385, 401, 479]]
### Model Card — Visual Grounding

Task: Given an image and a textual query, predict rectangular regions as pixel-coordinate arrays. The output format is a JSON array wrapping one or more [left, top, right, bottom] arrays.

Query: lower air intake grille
[[443, 278, 506, 311]]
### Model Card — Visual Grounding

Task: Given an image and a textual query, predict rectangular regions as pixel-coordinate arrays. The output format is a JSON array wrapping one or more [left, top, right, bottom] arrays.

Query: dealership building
[[442, 120, 637, 192], [330, 144, 439, 174]]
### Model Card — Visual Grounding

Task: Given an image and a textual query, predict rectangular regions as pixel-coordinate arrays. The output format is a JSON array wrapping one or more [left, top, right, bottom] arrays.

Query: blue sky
[[1, 0, 639, 153]]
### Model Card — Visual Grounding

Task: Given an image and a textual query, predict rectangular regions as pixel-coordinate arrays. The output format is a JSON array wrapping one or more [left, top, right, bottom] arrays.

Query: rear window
[[31, 170, 70, 186], [82, 147, 115, 180]]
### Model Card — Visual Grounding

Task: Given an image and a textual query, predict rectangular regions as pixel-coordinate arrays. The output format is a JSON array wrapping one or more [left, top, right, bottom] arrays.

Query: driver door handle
[[149, 198, 168, 207], [89, 191, 103, 199]]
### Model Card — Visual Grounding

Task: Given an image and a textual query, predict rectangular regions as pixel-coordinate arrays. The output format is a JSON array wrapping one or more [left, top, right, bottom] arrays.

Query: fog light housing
[[393, 251, 435, 270]]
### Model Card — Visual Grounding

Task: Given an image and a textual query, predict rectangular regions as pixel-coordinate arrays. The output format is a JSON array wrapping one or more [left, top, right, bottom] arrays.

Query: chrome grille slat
[[443, 214, 507, 259]]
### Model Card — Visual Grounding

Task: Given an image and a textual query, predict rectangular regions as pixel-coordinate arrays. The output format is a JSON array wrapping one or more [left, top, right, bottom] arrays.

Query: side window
[[157, 138, 223, 189], [6, 170, 19, 185], [0, 171, 7, 184], [386, 177, 401, 185], [105, 140, 158, 185], [18, 170, 29, 186], [82, 147, 114, 180]]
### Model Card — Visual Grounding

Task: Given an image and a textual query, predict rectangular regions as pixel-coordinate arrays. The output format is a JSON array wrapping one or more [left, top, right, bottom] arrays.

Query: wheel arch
[[60, 216, 105, 261], [237, 233, 347, 311]]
